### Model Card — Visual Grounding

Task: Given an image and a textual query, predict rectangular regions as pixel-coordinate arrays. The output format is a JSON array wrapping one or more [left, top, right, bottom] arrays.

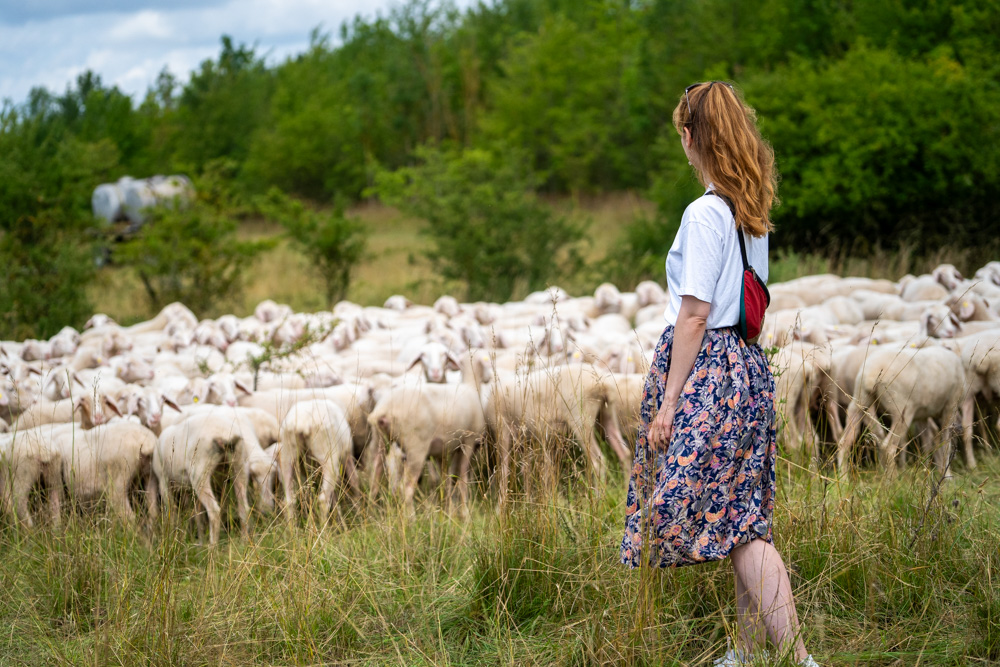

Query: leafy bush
[[113, 161, 273, 316], [261, 189, 368, 308], [0, 102, 119, 339], [744, 43, 1000, 252], [374, 145, 585, 302]]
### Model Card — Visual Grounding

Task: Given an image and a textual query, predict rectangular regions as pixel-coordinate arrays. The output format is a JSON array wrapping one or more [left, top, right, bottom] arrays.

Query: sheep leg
[[879, 412, 910, 475], [13, 471, 35, 528], [366, 430, 386, 502], [571, 408, 607, 484], [145, 471, 159, 526], [599, 398, 632, 482], [837, 399, 863, 473], [778, 394, 803, 452], [825, 394, 845, 444], [109, 477, 135, 523], [278, 438, 298, 522], [42, 462, 62, 528], [317, 451, 341, 523], [960, 394, 978, 470], [343, 453, 361, 500], [192, 478, 222, 546], [454, 440, 475, 519], [496, 424, 514, 509], [400, 442, 428, 517], [234, 469, 250, 536]]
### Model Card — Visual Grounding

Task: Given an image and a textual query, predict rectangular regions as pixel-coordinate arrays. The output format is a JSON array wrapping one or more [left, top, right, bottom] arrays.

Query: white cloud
[[0, 0, 476, 104]]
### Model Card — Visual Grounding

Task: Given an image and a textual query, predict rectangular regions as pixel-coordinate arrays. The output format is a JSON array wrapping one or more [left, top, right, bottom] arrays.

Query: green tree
[[113, 161, 274, 316], [374, 145, 585, 302], [261, 189, 368, 307], [744, 43, 1000, 251], [244, 33, 367, 199], [171, 36, 273, 172], [0, 101, 118, 339], [481, 6, 644, 192]]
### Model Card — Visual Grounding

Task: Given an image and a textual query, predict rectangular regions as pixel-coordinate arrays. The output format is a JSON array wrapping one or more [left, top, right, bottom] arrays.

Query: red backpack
[[710, 192, 770, 344]]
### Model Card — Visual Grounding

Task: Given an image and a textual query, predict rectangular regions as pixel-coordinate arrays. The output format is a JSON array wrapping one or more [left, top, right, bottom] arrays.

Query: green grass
[[1, 451, 997, 665]]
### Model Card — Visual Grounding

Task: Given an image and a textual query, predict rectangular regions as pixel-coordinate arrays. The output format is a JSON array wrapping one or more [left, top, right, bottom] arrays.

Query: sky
[[0, 0, 475, 105]]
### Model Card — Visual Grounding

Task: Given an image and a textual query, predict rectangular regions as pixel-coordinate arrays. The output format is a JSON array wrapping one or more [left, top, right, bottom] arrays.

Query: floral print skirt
[[620, 325, 776, 569]]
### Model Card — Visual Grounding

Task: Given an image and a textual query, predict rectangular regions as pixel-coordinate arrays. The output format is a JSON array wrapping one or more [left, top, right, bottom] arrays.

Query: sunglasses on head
[[684, 81, 735, 118]]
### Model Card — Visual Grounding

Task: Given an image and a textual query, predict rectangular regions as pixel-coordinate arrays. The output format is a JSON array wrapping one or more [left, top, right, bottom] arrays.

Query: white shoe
[[712, 648, 748, 666], [799, 656, 820, 667]]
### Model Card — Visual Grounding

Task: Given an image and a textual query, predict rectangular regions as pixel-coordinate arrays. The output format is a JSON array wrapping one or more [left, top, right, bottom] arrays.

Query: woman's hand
[[647, 400, 676, 452]]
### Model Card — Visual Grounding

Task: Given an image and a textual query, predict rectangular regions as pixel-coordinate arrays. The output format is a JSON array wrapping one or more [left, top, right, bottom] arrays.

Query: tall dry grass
[[0, 444, 996, 665]]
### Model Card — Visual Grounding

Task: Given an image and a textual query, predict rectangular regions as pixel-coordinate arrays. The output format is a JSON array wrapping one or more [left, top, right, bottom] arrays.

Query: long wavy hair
[[672, 81, 778, 237]]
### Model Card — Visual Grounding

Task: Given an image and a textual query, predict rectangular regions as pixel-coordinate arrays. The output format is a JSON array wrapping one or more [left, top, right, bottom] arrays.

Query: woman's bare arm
[[648, 294, 711, 449]]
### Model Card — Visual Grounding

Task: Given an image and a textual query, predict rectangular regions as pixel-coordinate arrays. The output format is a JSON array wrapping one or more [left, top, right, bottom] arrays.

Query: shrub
[[113, 161, 273, 316], [260, 189, 367, 308], [0, 106, 118, 338], [374, 145, 585, 302], [744, 43, 1000, 252]]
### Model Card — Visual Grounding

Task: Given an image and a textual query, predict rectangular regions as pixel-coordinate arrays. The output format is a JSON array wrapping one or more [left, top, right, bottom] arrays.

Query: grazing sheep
[[0, 427, 64, 526], [277, 399, 354, 522], [485, 363, 630, 505], [14, 392, 122, 431], [957, 330, 1000, 470], [772, 342, 832, 464], [152, 412, 254, 544], [50, 421, 158, 522], [367, 352, 491, 515], [899, 274, 949, 302], [837, 346, 965, 476]]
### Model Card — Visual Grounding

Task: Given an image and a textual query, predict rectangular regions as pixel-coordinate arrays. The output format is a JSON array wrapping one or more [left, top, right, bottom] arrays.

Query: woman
[[619, 81, 818, 667]]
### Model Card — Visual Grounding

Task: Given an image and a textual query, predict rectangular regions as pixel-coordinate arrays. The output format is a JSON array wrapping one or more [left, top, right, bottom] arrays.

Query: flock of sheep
[[1, 260, 999, 544]]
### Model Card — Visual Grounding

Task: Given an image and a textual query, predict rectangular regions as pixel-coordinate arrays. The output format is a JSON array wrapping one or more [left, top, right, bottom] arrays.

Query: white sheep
[[152, 411, 255, 544], [49, 421, 158, 522], [0, 426, 63, 526], [837, 345, 965, 475], [277, 399, 354, 522], [957, 330, 1000, 470], [14, 391, 122, 431], [484, 362, 630, 505], [366, 351, 491, 515]]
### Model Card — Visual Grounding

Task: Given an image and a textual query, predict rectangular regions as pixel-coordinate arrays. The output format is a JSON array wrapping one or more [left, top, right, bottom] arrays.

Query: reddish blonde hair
[[672, 82, 778, 237]]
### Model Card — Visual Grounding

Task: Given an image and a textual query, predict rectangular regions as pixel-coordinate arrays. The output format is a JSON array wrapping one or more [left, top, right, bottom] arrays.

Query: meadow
[[0, 446, 996, 666], [8, 193, 984, 666]]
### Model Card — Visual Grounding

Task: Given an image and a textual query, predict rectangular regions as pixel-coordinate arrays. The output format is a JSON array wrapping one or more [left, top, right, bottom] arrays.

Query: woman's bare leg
[[735, 565, 767, 655], [731, 538, 808, 662]]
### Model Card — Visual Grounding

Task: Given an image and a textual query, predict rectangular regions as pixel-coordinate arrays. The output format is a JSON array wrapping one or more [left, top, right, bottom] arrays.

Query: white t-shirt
[[663, 188, 769, 329]]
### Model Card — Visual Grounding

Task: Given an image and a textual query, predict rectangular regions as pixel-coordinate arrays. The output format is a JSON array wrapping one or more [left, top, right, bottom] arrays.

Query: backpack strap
[[708, 191, 750, 271]]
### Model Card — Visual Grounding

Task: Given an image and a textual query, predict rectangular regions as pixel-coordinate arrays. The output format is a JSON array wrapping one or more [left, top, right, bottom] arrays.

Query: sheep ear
[[407, 355, 423, 372], [105, 397, 123, 418], [445, 351, 462, 372], [163, 396, 183, 413], [959, 300, 975, 320], [234, 379, 252, 395], [27, 366, 42, 376], [73, 373, 86, 388]]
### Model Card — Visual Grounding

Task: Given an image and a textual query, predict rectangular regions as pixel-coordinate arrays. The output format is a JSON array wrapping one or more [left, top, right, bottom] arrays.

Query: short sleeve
[[675, 220, 723, 303]]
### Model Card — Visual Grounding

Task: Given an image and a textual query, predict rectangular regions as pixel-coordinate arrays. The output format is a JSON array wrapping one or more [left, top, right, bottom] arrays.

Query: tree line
[[2, 0, 999, 338]]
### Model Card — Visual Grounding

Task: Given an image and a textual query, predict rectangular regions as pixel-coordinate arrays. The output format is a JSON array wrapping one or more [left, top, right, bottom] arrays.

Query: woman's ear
[[682, 126, 692, 148]]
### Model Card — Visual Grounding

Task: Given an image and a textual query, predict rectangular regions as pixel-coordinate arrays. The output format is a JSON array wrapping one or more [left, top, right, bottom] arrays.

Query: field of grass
[[63, 192, 1000, 666], [0, 447, 996, 666], [88, 191, 997, 327], [88, 192, 655, 325]]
